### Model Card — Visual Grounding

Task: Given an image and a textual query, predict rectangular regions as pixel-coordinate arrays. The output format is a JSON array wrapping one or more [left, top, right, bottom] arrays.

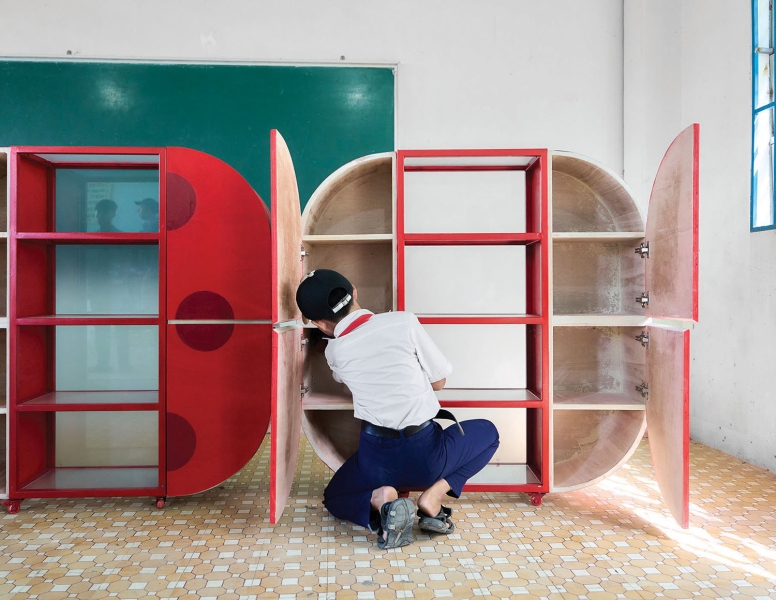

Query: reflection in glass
[[56, 245, 159, 314], [56, 326, 158, 391], [55, 168, 159, 233], [753, 108, 774, 228]]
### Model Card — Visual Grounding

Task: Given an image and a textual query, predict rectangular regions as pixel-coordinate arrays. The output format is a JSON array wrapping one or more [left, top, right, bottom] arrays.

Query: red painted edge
[[405, 165, 527, 172], [13, 145, 164, 156], [396, 151, 406, 311], [8, 147, 18, 498], [158, 148, 168, 496], [540, 150, 550, 490], [418, 316, 542, 325], [692, 124, 700, 323], [270, 130, 280, 325], [17, 317, 161, 326], [404, 233, 541, 245], [464, 484, 544, 493], [17, 233, 160, 244], [439, 400, 544, 409], [400, 149, 546, 158], [269, 330, 279, 523], [682, 328, 691, 529], [16, 404, 160, 412]]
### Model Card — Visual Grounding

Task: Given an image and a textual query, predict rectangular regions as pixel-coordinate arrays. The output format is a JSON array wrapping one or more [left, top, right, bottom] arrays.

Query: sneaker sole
[[379, 498, 415, 549]]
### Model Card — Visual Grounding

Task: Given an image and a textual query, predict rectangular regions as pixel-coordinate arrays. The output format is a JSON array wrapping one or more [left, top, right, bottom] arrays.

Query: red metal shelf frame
[[16, 316, 161, 326], [7, 146, 168, 500], [396, 148, 551, 492], [16, 233, 160, 244]]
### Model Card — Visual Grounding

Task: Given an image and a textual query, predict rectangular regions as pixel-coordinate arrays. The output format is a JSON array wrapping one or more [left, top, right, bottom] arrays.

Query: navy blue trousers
[[323, 419, 500, 530]]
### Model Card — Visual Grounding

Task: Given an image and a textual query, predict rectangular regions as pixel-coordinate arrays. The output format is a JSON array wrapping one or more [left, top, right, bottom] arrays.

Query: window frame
[[751, 0, 776, 231]]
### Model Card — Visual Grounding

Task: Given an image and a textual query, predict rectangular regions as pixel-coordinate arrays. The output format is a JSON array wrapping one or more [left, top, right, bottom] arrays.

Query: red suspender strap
[[337, 314, 373, 337]]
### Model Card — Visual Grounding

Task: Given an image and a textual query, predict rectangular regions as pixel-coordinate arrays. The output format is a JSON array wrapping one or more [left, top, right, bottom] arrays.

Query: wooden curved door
[[270, 130, 305, 523]]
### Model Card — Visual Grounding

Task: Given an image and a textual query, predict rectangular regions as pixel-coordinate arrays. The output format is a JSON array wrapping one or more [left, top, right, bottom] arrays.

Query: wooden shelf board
[[18, 391, 159, 411], [552, 314, 649, 327], [552, 232, 645, 243], [465, 464, 540, 486], [21, 467, 159, 491], [436, 389, 540, 402], [303, 392, 353, 411], [553, 391, 645, 410], [303, 234, 393, 244]]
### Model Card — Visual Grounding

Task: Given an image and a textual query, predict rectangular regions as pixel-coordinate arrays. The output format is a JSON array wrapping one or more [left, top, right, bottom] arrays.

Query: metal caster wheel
[[156, 497, 166, 509], [528, 493, 544, 507]]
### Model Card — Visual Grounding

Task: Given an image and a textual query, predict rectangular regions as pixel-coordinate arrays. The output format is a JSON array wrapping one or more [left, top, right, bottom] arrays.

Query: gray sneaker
[[417, 505, 454, 534], [376, 498, 415, 549]]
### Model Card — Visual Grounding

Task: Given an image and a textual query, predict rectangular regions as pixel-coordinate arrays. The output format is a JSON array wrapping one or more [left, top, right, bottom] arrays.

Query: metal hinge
[[300, 246, 309, 261], [636, 292, 649, 307], [635, 382, 649, 398], [635, 331, 649, 348], [634, 241, 649, 258], [301, 385, 309, 395]]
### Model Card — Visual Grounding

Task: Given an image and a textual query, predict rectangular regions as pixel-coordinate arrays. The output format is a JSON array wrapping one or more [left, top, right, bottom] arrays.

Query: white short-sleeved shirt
[[324, 309, 453, 430]]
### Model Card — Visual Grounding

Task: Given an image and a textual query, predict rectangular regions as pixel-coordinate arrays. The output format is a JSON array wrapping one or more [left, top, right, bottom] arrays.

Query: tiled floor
[[1, 436, 775, 599]]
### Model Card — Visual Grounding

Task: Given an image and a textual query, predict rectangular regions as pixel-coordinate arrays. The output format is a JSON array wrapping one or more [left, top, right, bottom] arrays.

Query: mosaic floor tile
[[0, 437, 775, 599]]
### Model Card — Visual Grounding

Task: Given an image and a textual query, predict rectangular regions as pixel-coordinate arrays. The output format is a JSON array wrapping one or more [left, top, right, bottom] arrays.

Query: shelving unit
[[6, 149, 166, 511]]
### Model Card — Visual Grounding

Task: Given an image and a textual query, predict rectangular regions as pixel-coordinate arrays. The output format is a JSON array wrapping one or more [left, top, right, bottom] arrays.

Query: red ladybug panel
[[166, 148, 272, 320], [166, 323, 272, 497]]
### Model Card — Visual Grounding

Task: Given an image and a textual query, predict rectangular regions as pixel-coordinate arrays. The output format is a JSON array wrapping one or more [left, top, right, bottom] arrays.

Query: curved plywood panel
[[552, 409, 646, 492], [645, 125, 699, 322], [552, 153, 643, 233], [271, 130, 304, 324], [166, 147, 272, 320], [166, 324, 272, 497], [302, 153, 393, 235], [301, 410, 361, 472], [646, 326, 690, 528]]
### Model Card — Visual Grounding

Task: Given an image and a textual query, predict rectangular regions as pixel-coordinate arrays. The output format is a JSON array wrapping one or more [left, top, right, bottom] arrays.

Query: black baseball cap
[[296, 269, 353, 321]]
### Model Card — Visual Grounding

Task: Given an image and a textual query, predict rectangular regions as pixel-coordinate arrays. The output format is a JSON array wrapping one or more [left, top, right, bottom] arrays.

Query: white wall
[[0, 0, 625, 168], [626, 2, 776, 473]]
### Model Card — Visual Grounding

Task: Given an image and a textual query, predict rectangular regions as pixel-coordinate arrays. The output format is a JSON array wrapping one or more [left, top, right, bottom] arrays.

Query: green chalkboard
[[0, 61, 394, 209]]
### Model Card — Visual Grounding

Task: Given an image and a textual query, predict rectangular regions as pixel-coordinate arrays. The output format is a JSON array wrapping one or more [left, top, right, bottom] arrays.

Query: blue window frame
[[753, 0, 776, 230]]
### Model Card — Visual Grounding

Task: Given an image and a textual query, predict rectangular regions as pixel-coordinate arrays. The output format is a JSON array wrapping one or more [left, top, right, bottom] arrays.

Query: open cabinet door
[[646, 326, 691, 528], [644, 124, 699, 322], [165, 148, 272, 497], [270, 130, 305, 523]]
